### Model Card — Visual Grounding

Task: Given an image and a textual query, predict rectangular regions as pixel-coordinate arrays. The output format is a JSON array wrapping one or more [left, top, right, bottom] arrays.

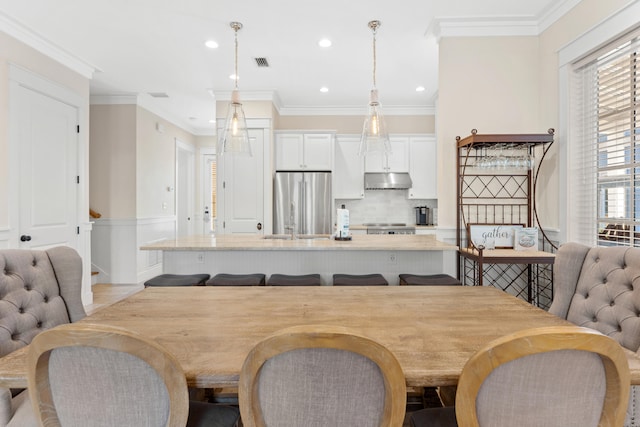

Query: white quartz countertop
[[140, 234, 457, 252]]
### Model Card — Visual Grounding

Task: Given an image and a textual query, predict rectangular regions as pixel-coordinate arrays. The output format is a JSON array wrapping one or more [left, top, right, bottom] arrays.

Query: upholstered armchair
[[0, 246, 86, 427], [550, 242, 640, 427]]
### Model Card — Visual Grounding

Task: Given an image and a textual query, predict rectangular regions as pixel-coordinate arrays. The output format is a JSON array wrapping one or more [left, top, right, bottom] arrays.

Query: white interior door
[[202, 153, 216, 234], [15, 84, 78, 249], [176, 140, 195, 237], [222, 129, 264, 234]]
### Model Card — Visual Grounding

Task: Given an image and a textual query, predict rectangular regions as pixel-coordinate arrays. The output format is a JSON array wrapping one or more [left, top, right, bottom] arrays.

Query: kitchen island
[[141, 234, 457, 286]]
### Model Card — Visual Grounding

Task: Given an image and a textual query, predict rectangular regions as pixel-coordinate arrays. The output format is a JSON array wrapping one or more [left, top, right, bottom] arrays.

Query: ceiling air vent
[[148, 92, 169, 98], [254, 57, 270, 67]]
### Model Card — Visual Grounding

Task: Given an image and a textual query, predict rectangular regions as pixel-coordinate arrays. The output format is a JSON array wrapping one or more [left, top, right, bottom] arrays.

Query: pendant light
[[359, 20, 391, 157], [220, 21, 251, 156]]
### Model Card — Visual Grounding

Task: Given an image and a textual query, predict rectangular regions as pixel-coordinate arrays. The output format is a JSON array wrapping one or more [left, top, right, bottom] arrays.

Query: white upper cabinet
[[408, 135, 437, 199], [275, 132, 333, 171], [334, 135, 364, 199], [364, 136, 409, 172]]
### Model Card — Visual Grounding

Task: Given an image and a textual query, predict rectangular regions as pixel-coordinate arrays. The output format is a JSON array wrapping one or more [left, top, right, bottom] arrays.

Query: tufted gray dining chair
[[549, 242, 640, 427], [0, 246, 86, 427], [238, 324, 407, 427]]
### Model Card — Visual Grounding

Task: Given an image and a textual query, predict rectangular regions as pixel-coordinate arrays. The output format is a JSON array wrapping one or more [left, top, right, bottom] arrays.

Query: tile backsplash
[[336, 191, 437, 226]]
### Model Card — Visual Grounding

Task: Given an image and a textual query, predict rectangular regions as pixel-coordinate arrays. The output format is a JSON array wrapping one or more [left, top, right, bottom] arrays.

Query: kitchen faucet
[[284, 201, 296, 239]]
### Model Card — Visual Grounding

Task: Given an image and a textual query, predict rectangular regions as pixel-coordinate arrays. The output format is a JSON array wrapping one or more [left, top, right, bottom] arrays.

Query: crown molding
[[427, 0, 583, 40], [90, 94, 205, 135], [90, 94, 138, 105], [0, 11, 98, 79], [213, 90, 282, 108], [428, 16, 539, 40], [537, 0, 582, 33], [278, 104, 436, 116]]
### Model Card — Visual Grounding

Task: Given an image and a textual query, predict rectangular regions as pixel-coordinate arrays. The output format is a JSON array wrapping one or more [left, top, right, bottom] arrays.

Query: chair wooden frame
[[27, 323, 190, 427], [238, 324, 407, 427], [454, 326, 631, 427]]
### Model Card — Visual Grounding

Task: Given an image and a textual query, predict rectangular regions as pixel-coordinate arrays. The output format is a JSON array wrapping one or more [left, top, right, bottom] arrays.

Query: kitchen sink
[[263, 234, 330, 240], [296, 234, 331, 240]]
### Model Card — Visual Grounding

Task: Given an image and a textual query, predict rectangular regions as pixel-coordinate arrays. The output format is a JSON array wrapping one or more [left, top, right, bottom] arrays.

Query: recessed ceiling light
[[205, 40, 219, 49], [320, 87, 329, 93], [318, 38, 332, 48], [416, 86, 426, 92]]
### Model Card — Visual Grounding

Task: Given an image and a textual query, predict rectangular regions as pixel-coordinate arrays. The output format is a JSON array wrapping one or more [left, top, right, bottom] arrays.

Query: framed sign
[[467, 224, 524, 249]]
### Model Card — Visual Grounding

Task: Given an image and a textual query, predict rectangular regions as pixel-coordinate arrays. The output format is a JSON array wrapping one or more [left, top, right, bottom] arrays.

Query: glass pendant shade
[[220, 89, 251, 156], [219, 21, 251, 156], [359, 89, 391, 156], [360, 20, 391, 157]]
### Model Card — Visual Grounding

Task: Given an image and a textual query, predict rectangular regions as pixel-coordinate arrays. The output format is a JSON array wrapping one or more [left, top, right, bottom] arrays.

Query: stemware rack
[[456, 129, 556, 309]]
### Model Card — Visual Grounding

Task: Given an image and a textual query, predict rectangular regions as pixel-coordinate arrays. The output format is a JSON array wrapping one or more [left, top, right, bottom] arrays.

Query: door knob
[[257, 222, 262, 230], [20, 235, 32, 242]]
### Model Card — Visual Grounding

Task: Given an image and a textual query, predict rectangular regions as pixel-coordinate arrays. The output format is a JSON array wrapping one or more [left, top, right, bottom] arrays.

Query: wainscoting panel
[[92, 217, 175, 284]]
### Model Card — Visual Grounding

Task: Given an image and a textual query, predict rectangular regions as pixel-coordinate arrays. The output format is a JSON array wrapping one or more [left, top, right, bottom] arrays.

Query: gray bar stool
[[398, 274, 461, 286], [144, 273, 210, 287], [267, 274, 322, 286], [332, 274, 388, 286], [207, 273, 266, 286]]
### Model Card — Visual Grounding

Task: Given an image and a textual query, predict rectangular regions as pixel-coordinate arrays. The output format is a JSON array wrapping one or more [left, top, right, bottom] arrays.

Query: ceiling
[[0, 0, 579, 134]]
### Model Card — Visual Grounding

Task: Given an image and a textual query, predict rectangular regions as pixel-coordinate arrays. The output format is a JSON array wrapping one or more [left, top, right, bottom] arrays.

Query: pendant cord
[[372, 28, 377, 89], [234, 28, 239, 91]]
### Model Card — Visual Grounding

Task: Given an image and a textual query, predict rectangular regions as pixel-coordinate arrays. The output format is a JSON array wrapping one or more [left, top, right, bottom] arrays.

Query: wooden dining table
[[2, 285, 640, 389]]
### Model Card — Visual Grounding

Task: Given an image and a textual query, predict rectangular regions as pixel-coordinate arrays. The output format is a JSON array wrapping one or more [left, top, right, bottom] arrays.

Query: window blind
[[571, 29, 639, 246]]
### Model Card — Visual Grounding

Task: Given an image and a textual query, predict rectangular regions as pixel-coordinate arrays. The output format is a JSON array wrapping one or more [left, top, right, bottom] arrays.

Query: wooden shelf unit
[[456, 129, 556, 309]]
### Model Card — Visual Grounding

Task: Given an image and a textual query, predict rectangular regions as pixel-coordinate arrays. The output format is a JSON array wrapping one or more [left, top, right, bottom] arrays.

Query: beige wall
[[0, 32, 89, 229], [436, 36, 541, 228], [136, 106, 197, 219], [216, 100, 274, 120], [89, 104, 137, 218], [276, 115, 434, 134], [90, 104, 198, 219], [436, 1, 635, 232]]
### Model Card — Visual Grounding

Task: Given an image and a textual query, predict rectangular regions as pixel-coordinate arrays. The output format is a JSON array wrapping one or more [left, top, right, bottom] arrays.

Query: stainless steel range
[[364, 223, 416, 235]]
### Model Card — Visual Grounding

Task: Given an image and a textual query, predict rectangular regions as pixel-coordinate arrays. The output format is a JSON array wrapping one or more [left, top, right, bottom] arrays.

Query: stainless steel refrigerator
[[273, 171, 332, 235]]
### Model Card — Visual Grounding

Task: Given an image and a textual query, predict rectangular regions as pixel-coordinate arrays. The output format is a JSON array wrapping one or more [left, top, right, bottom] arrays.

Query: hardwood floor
[[86, 283, 143, 314]]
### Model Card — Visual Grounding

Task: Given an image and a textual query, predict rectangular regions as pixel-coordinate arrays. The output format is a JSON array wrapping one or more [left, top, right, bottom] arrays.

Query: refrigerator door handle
[[298, 181, 304, 235], [301, 180, 306, 234]]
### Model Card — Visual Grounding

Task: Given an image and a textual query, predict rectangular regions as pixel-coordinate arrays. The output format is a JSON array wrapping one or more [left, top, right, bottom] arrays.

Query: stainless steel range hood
[[364, 172, 413, 190]]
